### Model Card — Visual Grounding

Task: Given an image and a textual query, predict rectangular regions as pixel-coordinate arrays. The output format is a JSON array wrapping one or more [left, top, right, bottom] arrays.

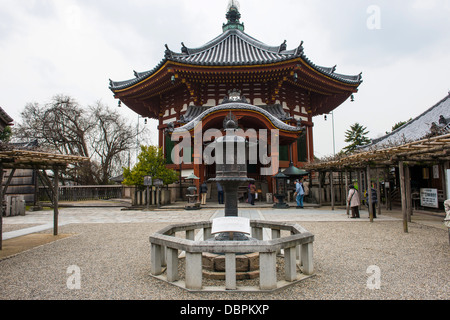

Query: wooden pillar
[[307, 126, 314, 163], [376, 168, 381, 216], [398, 161, 408, 233], [53, 166, 59, 236], [441, 162, 448, 201], [339, 171, 344, 206], [291, 140, 298, 164], [357, 170, 363, 210], [0, 167, 16, 250], [318, 171, 323, 206], [386, 167, 391, 211], [405, 164, 412, 222], [367, 166, 373, 223], [330, 170, 334, 210], [345, 170, 349, 216]]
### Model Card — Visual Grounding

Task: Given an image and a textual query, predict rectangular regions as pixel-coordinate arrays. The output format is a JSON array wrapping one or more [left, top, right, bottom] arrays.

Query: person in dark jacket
[[249, 182, 257, 205], [365, 184, 378, 218], [217, 182, 224, 204], [200, 182, 208, 205]]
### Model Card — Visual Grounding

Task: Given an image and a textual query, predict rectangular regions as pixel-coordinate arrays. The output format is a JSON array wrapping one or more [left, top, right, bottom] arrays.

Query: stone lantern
[[272, 169, 289, 209], [185, 173, 200, 210], [208, 112, 253, 217]]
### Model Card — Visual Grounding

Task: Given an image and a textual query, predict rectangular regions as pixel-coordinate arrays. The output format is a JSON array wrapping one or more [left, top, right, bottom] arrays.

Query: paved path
[[1, 203, 405, 241], [3, 199, 447, 241]]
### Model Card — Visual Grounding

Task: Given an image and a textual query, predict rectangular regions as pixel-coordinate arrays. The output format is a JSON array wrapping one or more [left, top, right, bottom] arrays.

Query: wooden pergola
[[305, 133, 450, 232], [0, 149, 89, 249]]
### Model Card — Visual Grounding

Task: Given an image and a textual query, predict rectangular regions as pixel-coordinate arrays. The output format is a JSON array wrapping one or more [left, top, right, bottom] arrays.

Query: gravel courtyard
[[0, 206, 449, 300]]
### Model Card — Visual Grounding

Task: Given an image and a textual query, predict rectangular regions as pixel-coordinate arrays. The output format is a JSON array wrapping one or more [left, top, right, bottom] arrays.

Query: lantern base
[[273, 203, 290, 209], [273, 195, 290, 209]]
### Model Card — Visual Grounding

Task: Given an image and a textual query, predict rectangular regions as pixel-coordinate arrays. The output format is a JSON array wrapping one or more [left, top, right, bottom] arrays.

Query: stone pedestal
[[202, 252, 260, 280]]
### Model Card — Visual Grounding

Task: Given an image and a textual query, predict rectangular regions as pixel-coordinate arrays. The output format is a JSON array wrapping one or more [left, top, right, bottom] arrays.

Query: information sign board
[[420, 188, 439, 208], [211, 217, 251, 235]]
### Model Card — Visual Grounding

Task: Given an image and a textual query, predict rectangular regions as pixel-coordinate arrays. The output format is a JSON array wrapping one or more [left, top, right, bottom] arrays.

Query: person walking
[[347, 185, 360, 218], [200, 182, 208, 205], [366, 184, 378, 218], [217, 182, 224, 204], [249, 182, 257, 205], [295, 179, 304, 208]]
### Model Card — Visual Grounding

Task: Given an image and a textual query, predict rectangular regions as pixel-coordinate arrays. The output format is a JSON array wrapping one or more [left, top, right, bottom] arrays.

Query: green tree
[[122, 145, 178, 188], [0, 126, 12, 142], [385, 118, 412, 134], [343, 123, 371, 154]]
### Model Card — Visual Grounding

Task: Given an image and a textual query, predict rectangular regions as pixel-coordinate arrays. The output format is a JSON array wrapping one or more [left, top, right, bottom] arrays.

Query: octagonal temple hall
[[109, 3, 362, 194]]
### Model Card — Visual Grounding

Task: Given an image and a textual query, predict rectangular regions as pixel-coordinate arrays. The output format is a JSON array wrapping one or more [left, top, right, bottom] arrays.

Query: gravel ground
[[0, 216, 449, 300]]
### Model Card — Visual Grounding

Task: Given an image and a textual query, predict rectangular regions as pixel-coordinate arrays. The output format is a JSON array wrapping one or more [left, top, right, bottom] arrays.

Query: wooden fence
[[39, 185, 125, 202]]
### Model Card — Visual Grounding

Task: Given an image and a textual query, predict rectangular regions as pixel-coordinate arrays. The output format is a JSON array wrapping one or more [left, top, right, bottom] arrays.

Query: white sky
[[1, 0, 449, 159]]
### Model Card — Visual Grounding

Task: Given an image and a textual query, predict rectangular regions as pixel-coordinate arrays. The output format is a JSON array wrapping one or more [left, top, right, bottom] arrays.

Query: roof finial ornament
[[164, 44, 172, 58], [227, 0, 240, 12], [181, 42, 189, 54], [279, 40, 287, 53], [223, 0, 244, 32]]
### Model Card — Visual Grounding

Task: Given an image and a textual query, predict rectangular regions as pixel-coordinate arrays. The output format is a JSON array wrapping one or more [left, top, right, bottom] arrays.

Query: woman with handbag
[[347, 185, 360, 218]]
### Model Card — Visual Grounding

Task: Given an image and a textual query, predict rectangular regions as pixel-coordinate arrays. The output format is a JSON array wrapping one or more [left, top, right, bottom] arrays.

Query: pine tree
[[343, 123, 371, 154]]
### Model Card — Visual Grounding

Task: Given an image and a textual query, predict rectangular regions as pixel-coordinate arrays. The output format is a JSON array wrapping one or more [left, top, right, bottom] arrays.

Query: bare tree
[[15, 95, 143, 185], [88, 101, 137, 184]]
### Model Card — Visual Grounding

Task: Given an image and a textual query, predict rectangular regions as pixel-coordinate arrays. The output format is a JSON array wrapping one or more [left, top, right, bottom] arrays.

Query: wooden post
[[53, 167, 59, 236], [386, 167, 392, 211], [376, 168, 381, 216], [318, 171, 323, 206], [441, 162, 448, 201], [0, 167, 16, 250], [330, 171, 334, 210], [345, 170, 349, 216], [405, 164, 412, 222], [399, 161, 408, 233], [367, 166, 373, 223], [357, 170, 363, 210]]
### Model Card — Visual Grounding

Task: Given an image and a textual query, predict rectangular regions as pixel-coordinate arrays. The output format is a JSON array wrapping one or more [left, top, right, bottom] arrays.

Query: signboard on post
[[154, 179, 164, 187], [144, 176, 152, 186], [420, 188, 439, 208]]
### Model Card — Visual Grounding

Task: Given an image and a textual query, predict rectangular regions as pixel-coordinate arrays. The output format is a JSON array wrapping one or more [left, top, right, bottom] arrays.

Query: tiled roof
[[109, 28, 362, 91], [364, 94, 450, 149], [179, 103, 291, 124], [0, 107, 13, 124], [172, 102, 304, 134], [169, 29, 300, 65], [0, 107, 14, 131]]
